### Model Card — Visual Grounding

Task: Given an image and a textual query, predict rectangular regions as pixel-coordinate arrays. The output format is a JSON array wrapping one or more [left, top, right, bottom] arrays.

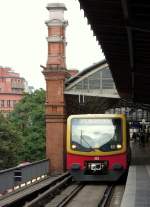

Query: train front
[[66, 114, 129, 182]]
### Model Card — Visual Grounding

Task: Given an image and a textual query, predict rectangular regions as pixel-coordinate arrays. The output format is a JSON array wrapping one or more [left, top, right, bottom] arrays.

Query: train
[[66, 114, 131, 182]]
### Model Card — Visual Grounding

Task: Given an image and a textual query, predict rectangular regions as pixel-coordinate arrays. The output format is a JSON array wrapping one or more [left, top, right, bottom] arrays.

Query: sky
[[0, 0, 104, 89]]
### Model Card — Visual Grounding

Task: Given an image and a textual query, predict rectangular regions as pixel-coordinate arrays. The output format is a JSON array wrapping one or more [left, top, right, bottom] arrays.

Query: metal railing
[[0, 159, 49, 196]]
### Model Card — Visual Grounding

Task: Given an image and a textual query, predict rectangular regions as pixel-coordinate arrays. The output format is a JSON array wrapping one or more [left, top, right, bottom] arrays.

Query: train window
[[71, 118, 122, 152]]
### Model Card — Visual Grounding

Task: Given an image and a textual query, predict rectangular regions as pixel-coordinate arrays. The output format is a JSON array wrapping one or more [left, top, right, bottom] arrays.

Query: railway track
[[0, 171, 125, 207], [98, 185, 113, 207], [0, 172, 71, 207], [29, 184, 124, 207], [64, 184, 125, 207], [24, 175, 80, 207]]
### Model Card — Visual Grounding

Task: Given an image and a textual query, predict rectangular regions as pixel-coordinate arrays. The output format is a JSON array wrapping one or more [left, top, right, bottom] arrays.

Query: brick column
[[42, 3, 68, 174]]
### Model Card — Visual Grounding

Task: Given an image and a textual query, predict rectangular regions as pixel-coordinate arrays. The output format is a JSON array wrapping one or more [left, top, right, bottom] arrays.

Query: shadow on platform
[[131, 140, 150, 165]]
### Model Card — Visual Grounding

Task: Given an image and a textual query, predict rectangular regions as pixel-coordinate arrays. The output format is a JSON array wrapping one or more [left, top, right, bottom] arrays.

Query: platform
[[121, 141, 150, 206], [131, 140, 150, 165]]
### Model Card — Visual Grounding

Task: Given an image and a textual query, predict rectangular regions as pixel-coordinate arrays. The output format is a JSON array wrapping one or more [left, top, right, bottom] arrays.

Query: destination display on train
[[72, 118, 117, 126]]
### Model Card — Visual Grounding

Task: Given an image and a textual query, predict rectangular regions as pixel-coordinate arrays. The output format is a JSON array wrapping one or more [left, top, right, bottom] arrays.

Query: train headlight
[[72, 144, 77, 149], [110, 144, 122, 150], [116, 144, 122, 149]]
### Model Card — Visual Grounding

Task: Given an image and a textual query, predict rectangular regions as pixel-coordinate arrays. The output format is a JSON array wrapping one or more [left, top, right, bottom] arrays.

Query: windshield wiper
[[80, 130, 95, 152]]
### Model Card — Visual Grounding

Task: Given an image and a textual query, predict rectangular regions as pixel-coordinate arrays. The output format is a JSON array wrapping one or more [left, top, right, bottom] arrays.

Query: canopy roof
[[78, 0, 150, 104]]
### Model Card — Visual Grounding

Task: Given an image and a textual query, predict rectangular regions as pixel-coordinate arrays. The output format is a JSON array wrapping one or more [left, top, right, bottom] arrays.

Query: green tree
[[9, 89, 46, 162], [0, 114, 23, 170]]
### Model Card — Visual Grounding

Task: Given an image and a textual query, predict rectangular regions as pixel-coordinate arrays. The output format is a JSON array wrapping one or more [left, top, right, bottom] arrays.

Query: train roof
[[68, 114, 126, 119]]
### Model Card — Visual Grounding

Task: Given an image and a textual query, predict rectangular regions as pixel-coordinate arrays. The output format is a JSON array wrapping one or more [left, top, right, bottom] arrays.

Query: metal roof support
[[78, 94, 85, 105], [121, 0, 135, 100]]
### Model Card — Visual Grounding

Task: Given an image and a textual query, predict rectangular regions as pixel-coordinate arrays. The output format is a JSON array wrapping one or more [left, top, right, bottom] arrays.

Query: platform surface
[[131, 140, 150, 165], [121, 141, 150, 207]]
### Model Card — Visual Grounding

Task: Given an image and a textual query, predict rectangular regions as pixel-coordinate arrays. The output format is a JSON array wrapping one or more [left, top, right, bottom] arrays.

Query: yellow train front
[[66, 114, 131, 182]]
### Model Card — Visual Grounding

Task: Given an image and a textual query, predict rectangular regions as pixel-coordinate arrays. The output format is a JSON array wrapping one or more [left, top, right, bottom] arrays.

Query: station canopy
[[78, 0, 150, 104], [65, 60, 119, 115]]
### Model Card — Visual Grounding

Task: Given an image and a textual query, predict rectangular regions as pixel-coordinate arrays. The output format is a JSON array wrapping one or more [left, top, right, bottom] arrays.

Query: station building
[[0, 67, 29, 116], [43, 3, 150, 174]]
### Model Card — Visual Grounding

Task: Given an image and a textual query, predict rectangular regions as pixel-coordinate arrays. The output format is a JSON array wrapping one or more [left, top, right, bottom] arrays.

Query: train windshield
[[71, 118, 122, 152]]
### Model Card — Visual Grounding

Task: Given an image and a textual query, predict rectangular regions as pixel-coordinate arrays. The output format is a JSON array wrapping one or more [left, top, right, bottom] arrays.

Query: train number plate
[[85, 160, 108, 174]]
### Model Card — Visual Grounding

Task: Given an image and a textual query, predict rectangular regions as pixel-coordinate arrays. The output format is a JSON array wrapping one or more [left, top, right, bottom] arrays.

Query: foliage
[[9, 89, 46, 162], [0, 114, 23, 170]]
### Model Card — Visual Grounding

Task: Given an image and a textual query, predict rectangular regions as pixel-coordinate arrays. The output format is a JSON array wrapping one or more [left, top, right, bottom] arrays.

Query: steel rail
[[24, 175, 72, 207], [98, 185, 114, 207], [0, 171, 70, 207], [50, 184, 84, 207]]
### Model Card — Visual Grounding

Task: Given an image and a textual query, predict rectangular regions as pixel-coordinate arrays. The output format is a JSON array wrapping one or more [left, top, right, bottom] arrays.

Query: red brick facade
[[43, 3, 68, 174], [0, 67, 26, 116]]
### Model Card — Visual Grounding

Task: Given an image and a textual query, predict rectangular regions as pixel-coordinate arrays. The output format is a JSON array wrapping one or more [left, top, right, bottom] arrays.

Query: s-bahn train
[[66, 114, 131, 182]]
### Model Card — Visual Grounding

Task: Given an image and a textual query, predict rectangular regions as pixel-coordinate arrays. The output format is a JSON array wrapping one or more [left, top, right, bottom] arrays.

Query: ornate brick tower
[[42, 3, 68, 174]]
